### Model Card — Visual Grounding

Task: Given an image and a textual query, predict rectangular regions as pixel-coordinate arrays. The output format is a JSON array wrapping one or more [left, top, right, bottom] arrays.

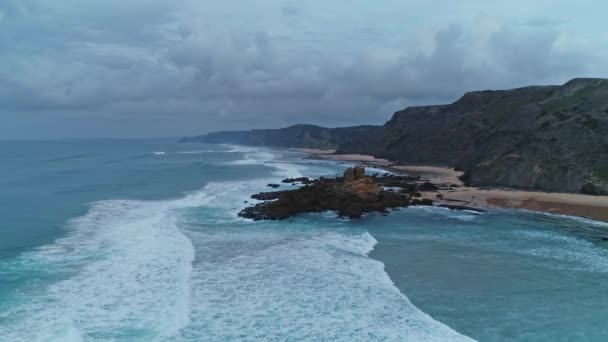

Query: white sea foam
[[366, 165, 391, 175], [0, 145, 474, 342], [536, 211, 608, 228], [225, 150, 275, 165], [223, 147, 305, 179], [0, 197, 198, 341], [406, 205, 480, 222], [176, 150, 216, 154], [174, 147, 473, 341], [152, 151, 166, 155], [515, 230, 608, 273], [221, 144, 258, 153], [175, 228, 474, 341]]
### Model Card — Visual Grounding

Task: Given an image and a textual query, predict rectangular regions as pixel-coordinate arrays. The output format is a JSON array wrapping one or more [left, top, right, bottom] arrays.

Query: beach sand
[[293, 148, 608, 223]]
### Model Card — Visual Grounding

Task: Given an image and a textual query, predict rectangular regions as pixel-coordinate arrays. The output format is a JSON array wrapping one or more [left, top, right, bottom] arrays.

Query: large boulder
[[343, 165, 366, 182], [342, 165, 382, 198]]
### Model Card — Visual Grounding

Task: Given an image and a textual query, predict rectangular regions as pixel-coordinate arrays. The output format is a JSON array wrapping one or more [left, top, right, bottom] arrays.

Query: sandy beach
[[294, 148, 608, 223]]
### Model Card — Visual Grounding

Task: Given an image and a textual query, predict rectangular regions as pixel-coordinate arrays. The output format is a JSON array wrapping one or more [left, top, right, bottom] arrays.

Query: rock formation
[[239, 165, 432, 220]]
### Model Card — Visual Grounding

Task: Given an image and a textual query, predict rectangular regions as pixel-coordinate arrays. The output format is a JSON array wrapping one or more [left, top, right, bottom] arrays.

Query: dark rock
[[398, 197, 434, 206], [251, 191, 288, 200], [458, 173, 470, 186], [343, 165, 366, 182], [346, 208, 362, 219], [421, 198, 434, 206], [581, 182, 601, 195], [418, 182, 439, 191], [267, 183, 281, 188], [281, 177, 313, 185], [239, 165, 431, 220], [373, 174, 419, 189]]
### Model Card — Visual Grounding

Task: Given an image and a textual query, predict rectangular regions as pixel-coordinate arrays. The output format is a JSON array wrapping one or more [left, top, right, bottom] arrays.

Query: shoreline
[[293, 148, 608, 223]]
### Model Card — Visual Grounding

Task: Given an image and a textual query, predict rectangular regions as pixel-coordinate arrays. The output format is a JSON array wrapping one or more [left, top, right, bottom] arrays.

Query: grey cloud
[[0, 1, 605, 139], [281, 2, 301, 18], [489, 27, 584, 82]]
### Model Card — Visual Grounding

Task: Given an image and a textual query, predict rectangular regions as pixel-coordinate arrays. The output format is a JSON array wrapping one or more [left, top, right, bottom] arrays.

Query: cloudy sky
[[1, 0, 607, 139]]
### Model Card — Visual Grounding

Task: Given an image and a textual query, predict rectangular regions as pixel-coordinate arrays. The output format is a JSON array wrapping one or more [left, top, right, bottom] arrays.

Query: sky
[[1, 0, 607, 139]]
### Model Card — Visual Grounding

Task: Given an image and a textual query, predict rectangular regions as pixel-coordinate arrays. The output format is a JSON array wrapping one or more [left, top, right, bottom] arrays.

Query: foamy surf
[[0, 198, 197, 341], [535, 210, 608, 228], [515, 230, 608, 273], [176, 150, 218, 154], [0, 145, 474, 341], [405, 205, 481, 222], [176, 227, 474, 341], [175, 147, 474, 341]]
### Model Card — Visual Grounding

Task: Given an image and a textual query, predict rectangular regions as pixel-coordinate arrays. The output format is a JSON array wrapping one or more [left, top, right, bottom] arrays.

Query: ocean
[[0, 139, 607, 341]]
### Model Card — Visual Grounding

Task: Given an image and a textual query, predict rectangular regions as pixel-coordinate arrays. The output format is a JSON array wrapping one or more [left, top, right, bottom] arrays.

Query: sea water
[[0, 140, 606, 341]]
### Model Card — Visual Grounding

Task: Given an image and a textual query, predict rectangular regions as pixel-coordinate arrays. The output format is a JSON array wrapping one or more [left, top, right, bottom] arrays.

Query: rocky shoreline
[[239, 165, 476, 221]]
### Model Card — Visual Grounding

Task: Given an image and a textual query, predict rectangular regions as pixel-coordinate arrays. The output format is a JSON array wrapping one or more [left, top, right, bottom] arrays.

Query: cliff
[[180, 124, 380, 150], [182, 78, 608, 195], [339, 78, 608, 195]]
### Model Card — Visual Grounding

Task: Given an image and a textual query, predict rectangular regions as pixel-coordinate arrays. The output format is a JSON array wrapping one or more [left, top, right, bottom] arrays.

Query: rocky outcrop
[[239, 166, 433, 220], [341, 165, 382, 199], [343, 165, 365, 182]]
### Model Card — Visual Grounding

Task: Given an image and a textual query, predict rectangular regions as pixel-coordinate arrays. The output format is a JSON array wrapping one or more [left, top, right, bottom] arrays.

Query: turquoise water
[[0, 140, 607, 341]]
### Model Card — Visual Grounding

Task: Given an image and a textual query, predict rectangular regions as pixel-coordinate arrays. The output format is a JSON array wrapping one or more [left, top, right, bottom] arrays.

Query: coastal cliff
[[341, 78, 608, 195], [182, 78, 608, 195], [180, 124, 380, 150]]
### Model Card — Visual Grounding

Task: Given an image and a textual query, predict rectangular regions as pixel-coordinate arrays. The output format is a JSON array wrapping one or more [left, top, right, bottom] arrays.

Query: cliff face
[[181, 124, 380, 150], [339, 78, 608, 194], [182, 78, 608, 195]]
